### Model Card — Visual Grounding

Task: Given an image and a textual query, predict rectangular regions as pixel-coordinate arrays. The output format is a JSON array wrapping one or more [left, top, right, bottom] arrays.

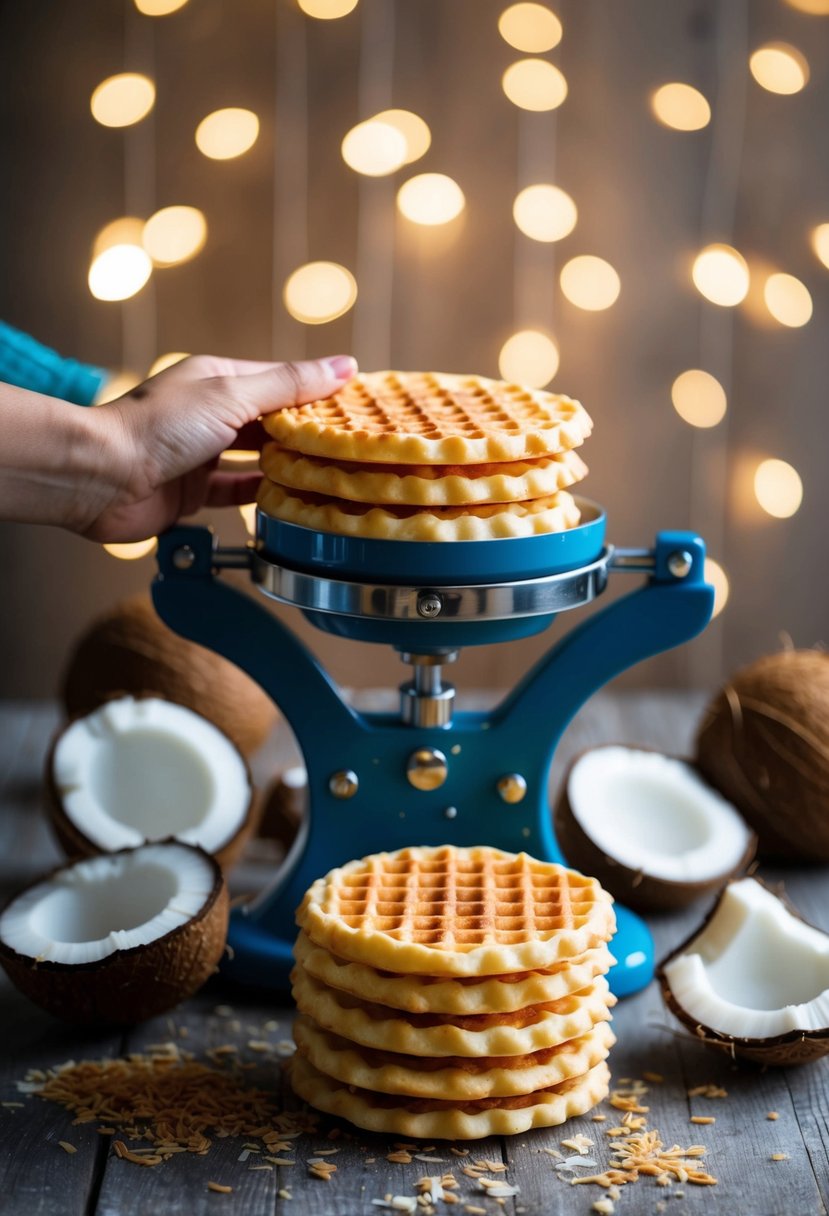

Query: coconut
[[47, 695, 258, 871], [61, 593, 277, 758], [0, 842, 228, 1024], [696, 649, 829, 861], [658, 877, 829, 1065], [554, 746, 756, 912]]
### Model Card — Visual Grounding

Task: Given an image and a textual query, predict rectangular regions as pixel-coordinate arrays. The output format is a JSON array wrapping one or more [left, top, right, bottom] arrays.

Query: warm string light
[[502, 59, 567, 111], [195, 108, 259, 159], [239, 503, 258, 535], [560, 256, 620, 311], [93, 217, 146, 255], [90, 74, 155, 128], [133, 0, 189, 13], [221, 450, 260, 464], [283, 261, 357, 323], [705, 559, 730, 618], [513, 184, 577, 242], [650, 83, 711, 131], [763, 272, 813, 327], [103, 537, 158, 560], [754, 459, 803, 518], [498, 3, 562, 53], [297, 0, 358, 17], [96, 372, 141, 404], [498, 331, 559, 387], [691, 244, 749, 306], [671, 370, 727, 428], [370, 110, 431, 164], [88, 245, 153, 301], [812, 223, 829, 269], [142, 206, 207, 266], [148, 352, 189, 375], [749, 43, 809, 94], [783, 0, 829, 12], [341, 120, 407, 176], [396, 174, 465, 225]]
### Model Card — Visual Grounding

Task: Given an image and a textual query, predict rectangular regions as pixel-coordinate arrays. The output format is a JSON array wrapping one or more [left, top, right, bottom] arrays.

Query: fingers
[[147, 354, 292, 385], [205, 470, 263, 508], [228, 355, 358, 417]]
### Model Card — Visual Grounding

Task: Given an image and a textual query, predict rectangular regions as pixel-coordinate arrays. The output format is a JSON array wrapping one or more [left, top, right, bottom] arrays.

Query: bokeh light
[[502, 59, 568, 111], [90, 74, 155, 128], [283, 261, 357, 324], [297, 0, 358, 16], [88, 245, 153, 301], [498, 331, 559, 387], [142, 206, 207, 266], [498, 4, 562, 53], [396, 174, 466, 225], [705, 559, 730, 618], [195, 108, 259, 159], [513, 184, 577, 242], [134, 0, 189, 13], [149, 352, 189, 376], [671, 370, 727, 428], [221, 450, 260, 464], [749, 43, 809, 94], [763, 272, 813, 327], [754, 459, 803, 518], [103, 538, 158, 560], [374, 109, 431, 164], [93, 217, 145, 257], [692, 244, 749, 306], [650, 83, 711, 130], [239, 503, 258, 535], [96, 372, 141, 404], [783, 0, 829, 12], [812, 223, 829, 269], [341, 120, 408, 176], [560, 256, 620, 311]]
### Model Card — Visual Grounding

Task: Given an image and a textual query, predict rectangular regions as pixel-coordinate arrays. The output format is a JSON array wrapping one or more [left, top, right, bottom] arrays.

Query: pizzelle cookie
[[262, 371, 592, 465], [296, 845, 616, 977], [293, 929, 616, 1015], [290, 1054, 612, 1139], [293, 1014, 616, 1100], [256, 482, 582, 541], [259, 443, 588, 506]]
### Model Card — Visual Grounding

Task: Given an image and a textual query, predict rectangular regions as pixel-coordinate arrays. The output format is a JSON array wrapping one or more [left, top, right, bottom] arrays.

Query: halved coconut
[[0, 842, 228, 1024], [658, 877, 829, 1065], [554, 745, 756, 911], [47, 696, 257, 870]]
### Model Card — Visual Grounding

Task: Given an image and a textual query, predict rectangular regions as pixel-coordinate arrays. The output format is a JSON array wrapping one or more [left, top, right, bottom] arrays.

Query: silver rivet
[[328, 769, 359, 799], [443, 806, 458, 819], [497, 773, 528, 804], [417, 592, 443, 618], [406, 747, 448, 791], [667, 549, 693, 579], [172, 544, 196, 571]]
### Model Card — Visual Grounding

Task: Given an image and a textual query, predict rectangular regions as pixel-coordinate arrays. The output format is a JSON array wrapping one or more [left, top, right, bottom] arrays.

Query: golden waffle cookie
[[290, 1053, 611, 1139], [297, 846, 616, 977], [291, 968, 614, 1057], [259, 443, 589, 506], [262, 371, 592, 465], [293, 1013, 615, 1100], [256, 482, 581, 541], [293, 929, 616, 1015]]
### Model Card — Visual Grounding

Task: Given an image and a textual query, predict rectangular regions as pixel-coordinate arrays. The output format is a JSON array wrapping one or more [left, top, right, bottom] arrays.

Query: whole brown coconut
[[62, 594, 277, 758], [696, 649, 829, 861]]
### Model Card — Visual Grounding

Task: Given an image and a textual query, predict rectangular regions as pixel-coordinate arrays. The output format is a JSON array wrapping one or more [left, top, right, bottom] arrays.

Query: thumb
[[229, 355, 358, 418]]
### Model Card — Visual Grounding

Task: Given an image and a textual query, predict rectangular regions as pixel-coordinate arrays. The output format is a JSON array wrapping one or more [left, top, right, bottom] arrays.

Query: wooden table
[[1, 694, 827, 1216]]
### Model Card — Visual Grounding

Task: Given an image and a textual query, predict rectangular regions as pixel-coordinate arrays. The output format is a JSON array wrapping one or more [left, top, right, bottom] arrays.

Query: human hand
[[81, 353, 357, 542]]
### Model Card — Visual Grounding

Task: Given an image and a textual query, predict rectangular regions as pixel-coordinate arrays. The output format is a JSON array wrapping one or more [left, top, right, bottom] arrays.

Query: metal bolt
[[667, 549, 693, 579], [406, 747, 448, 791], [172, 544, 196, 571], [443, 806, 458, 820], [497, 773, 528, 804], [416, 592, 443, 619], [328, 769, 359, 800]]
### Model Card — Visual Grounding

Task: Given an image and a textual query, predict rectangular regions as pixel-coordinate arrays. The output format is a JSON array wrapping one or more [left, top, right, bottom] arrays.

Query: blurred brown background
[[0, 0, 827, 701]]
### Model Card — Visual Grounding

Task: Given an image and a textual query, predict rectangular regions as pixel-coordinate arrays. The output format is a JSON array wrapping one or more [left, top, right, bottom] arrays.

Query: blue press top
[[0, 321, 107, 405]]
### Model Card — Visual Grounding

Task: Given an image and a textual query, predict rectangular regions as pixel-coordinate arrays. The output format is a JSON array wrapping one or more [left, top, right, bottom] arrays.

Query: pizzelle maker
[[152, 498, 713, 998]]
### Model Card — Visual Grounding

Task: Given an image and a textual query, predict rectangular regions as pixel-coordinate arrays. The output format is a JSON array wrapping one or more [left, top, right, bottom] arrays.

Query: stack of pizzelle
[[290, 845, 617, 1139], [258, 371, 592, 541]]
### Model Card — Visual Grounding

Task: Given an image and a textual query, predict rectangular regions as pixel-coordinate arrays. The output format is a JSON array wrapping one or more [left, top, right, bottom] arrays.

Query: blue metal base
[[152, 522, 713, 1000]]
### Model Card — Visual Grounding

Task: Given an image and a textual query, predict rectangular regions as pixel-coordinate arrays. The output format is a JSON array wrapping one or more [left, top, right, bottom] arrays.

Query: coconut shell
[[696, 649, 829, 861], [657, 879, 829, 1066], [61, 593, 277, 758], [44, 697, 261, 872], [0, 844, 229, 1025], [553, 748, 756, 913]]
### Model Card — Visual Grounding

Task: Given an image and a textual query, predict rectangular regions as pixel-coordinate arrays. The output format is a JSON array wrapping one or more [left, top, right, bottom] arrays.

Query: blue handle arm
[[495, 532, 713, 740], [151, 527, 359, 751]]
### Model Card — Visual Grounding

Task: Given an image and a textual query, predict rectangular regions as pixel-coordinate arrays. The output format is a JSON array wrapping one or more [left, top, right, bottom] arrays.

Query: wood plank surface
[[0, 695, 827, 1216]]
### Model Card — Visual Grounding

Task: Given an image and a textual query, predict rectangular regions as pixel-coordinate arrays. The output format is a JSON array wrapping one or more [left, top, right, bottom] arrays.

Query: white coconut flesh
[[663, 878, 829, 1039], [0, 843, 216, 965], [567, 746, 752, 883], [52, 697, 251, 853]]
